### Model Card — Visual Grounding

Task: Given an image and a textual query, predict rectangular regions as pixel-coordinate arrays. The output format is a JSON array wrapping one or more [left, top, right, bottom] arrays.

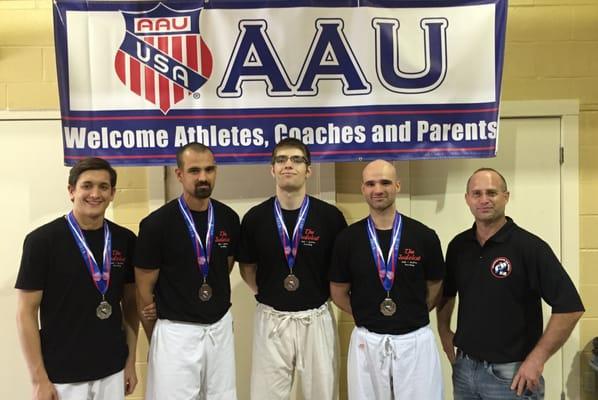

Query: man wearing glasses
[[239, 138, 347, 400]]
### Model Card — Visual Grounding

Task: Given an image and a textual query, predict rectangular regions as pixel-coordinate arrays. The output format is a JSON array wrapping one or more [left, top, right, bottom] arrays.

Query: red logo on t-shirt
[[111, 249, 126, 268], [490, 257, 512, 278], [215, 230, 230, 248], [301, 228, 320, 247], [398, 248, 421, 267]]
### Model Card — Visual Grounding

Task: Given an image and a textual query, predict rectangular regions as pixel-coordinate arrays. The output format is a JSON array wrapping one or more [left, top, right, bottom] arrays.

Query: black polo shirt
[[15, 217, 135, 383], [444, 217, 585, 363], [238, 196, 347, 312], [135, 198, 240, 324], [330, 215, 445, 334]]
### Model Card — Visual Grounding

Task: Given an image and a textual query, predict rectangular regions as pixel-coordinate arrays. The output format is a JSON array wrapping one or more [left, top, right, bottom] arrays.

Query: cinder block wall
[[1, 1, 596, 399]]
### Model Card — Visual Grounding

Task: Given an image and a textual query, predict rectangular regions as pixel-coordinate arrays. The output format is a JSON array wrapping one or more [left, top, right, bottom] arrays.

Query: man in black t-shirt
[[437, 167, 585, 400], [135, 143, 240, 400], [239, 138, 347, 400], [15, 157, 138, 400], [330, 159, 444, 400]]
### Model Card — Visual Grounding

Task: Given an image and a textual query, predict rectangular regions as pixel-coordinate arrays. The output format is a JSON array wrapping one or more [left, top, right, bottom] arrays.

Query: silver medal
[[380, 298, 397, 316], [199, 283, 213, 301], [96, 300, 112, 320], [283, 274, 300, 291]]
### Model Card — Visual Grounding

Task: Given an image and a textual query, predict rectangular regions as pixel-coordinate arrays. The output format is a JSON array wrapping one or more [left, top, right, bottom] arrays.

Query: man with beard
[[16, 157, 138, 400], [330, 160, 444, 400], [136, 143, 240, 400], [239, 138, 347, 400], [437, 168, 584, 399]]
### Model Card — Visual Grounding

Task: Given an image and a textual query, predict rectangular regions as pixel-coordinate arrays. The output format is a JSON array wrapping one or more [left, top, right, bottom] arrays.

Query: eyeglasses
[[273, 155, 309, 165]]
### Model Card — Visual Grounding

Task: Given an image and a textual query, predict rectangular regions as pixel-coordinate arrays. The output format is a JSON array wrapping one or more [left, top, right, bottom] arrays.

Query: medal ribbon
[[65, 212, 112, 295], [366, 212, 403, 293], [274, 196, 310, 273], [178, 196, 214, 279]]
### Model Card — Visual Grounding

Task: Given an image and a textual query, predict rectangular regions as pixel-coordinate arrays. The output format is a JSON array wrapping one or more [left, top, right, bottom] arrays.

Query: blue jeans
[[453, 351, 545, 400]]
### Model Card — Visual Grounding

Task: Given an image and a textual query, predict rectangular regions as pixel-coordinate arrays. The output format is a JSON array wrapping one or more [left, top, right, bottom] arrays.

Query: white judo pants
[[250, 302, 338, 400], [54, 370, 124, 400], [348, 325, 443, 400], [146, 310, 237, 400]]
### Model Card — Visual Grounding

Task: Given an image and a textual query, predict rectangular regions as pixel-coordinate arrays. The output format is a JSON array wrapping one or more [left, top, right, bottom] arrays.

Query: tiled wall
[[1, 0, 597, 399]]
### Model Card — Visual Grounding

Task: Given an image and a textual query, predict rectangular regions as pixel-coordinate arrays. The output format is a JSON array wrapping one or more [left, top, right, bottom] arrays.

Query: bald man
[[437, 168, 584, 400], [330, 160, 444, 400]]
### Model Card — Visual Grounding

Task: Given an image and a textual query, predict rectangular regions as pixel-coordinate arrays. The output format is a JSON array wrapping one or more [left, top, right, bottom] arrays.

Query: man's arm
[[330, 282, 352, 315], [121, 283, 139, 395], [16, 289, 58, 400], [436, 296, 456, 364], [227, 256, 235, 274], [426, 279, 443, 311], [511, 311, 583, 396], [135, 267, 159, 341], [239, 262, 258, 294]]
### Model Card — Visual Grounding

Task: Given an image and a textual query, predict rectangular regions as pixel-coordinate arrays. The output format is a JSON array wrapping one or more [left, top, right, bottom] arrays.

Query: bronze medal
[[96, 300, 112, 320], [199, 283, 213, 301], [283, 274, 300, 291], [380, 298, 397, 316]]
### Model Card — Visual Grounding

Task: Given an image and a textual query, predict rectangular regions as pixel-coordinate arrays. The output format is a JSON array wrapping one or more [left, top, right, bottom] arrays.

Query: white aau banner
[[54, 0, 507, 165]]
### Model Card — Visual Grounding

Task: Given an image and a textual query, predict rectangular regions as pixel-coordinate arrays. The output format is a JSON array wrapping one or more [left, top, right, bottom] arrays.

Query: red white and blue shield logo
[[114, 3, 213, 114]]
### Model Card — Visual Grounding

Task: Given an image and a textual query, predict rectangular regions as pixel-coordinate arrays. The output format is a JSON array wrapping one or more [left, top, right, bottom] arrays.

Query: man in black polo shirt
[[330, 159, 444, 399], [239, 138, 347, 400], [135, 143, 240, 399], [15, 157, 138, 400], [437, 167, 585, 399]]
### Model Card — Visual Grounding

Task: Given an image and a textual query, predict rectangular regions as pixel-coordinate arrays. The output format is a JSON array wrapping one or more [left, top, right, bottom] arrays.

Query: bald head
[[361, 160, 400, 213], [362, 159, 397, 183]]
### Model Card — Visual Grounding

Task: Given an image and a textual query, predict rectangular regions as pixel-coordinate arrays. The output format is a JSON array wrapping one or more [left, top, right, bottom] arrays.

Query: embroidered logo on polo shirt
[[398, 248, 421, 267], [215, 230, 230, 248], [490, 257, 512, 278], [301, 228, 320, 247], [111, 249, 126, 268]]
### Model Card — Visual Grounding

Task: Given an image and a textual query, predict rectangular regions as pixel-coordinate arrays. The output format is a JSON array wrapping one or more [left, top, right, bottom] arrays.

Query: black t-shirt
[[135, 198, 240, 324], [238, 196, 347, 311], [15, 217, 136, 383], [443, 218, 585, 363], [330, 215, 445, 334]]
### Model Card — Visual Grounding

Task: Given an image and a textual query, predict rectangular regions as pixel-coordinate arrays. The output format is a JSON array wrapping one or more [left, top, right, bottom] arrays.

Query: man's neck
[[72, 210, 104, 230], [369, 206, 397, 230], [475, 217, 507, 246], [276, 187, 306, 210], [183, 193, 209, 212]]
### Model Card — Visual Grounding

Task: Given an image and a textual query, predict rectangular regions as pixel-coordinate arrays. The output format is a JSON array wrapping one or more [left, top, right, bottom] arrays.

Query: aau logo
[[490, 257, 512, 279], [114, 3, 213, 113]]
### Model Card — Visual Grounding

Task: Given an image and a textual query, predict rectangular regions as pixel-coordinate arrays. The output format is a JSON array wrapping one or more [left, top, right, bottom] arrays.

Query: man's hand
[[32, 379, 58, 400], [141, 302, 157, 321], [511, 356, 543, 396], [124, 361, 138, 395], [439, 329, 456, 364]]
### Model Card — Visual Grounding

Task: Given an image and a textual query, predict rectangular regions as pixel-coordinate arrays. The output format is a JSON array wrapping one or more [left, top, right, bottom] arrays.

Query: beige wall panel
[[580, 182, 598, 214], [580, 112, 598, 147], [0, 47, 43, 81], [507, 6, 573, 42], [42, 47, 56, 82], [115, 167, 148, 190], [0, 10, 52, 46], [0, 83, 5, 109], [580, 251, 598, 285], [534, 42, 597, 78], [579, 318, 598, 351], [503, 43, 536, 79], [580, 285, 598, 318], [112, 189, 149, 225], [572, 6, 598, 41], [7, 81, 58, 109], [581, 216, 598, 249]]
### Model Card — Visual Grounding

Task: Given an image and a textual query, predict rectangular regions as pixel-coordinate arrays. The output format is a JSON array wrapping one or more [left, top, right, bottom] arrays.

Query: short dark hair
[[176, 142, 213, 168], [466, 167, 508, 192], [68, 157, 117, 187], [271, 138, 311, 165]]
